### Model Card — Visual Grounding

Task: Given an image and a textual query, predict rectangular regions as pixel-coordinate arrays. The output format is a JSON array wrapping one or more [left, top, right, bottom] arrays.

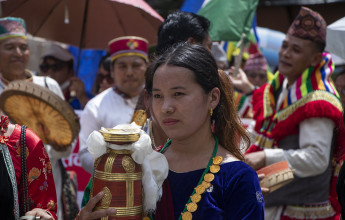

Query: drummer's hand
[[228, 67, 255, 94], [257, 174, 270, 197], [24, 208, 54, 220], [69, 76, 90, 108], [245, 151, 266, 171], [75, 191, 117, 220]]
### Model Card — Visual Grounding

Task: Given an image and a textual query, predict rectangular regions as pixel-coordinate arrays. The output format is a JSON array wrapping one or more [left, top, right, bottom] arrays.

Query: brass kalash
[[90, 111, 147, 220]]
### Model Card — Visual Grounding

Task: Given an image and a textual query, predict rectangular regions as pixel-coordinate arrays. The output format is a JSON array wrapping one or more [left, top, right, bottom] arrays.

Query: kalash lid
[[99, 126, 141, 142], [99, 110, 147, 143]]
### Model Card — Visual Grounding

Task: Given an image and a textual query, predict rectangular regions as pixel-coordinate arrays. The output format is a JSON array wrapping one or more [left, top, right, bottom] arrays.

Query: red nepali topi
[[108, 36, 148, 62]]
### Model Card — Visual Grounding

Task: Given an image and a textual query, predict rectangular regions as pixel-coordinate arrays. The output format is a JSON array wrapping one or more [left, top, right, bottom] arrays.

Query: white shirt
[[78, 87, 139, 173]]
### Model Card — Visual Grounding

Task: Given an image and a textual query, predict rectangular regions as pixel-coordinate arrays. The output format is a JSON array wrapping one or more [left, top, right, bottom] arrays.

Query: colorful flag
[[198, 0, 258, 41]]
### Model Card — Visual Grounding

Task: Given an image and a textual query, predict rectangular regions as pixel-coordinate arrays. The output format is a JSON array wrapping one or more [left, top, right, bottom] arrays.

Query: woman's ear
[[209, 87, 221, 110], [187, 37, 198, 45]]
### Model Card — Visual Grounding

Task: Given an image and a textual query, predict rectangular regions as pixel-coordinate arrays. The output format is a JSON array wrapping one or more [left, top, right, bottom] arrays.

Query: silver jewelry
[[19, 216, 41, 220]]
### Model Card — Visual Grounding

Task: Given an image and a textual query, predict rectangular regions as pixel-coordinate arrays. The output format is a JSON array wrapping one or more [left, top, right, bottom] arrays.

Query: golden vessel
[[91, 127, 143, 220]]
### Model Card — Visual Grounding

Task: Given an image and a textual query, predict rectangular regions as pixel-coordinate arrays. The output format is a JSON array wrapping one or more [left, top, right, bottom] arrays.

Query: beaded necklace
[[160, 134, 223, 220]]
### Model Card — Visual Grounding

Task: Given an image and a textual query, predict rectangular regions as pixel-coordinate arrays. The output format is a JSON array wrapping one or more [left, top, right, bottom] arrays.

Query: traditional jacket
[[1, 124, 57, 219], [247, 53, 345, 217]]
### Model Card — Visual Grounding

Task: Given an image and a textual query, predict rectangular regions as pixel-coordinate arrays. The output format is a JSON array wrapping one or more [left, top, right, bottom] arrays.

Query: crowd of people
[[0, 4, 344, 220]]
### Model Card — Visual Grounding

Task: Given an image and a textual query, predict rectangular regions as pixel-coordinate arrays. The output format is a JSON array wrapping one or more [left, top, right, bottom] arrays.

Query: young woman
[[146, 43, 264, 219]]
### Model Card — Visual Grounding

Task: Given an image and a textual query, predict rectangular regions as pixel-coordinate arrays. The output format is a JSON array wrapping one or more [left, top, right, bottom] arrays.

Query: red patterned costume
[[245, 7, 345, 219], [246, 53, 345, 219], [2, 124, 57, 219]]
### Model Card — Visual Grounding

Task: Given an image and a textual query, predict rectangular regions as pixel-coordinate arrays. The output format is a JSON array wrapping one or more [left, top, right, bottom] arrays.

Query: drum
[[256, 161, 294, 192], [91, 127, 143, 220], [0, 80, 80, 148]]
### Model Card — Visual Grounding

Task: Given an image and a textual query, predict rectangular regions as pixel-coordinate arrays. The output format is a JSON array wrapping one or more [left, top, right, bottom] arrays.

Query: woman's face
[[152, 64, 216, 140]]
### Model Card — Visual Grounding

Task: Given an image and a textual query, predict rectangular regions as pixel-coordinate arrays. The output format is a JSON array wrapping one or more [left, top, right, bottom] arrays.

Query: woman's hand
[[23, 208, 54, 220], [75, 191, 117, 220]]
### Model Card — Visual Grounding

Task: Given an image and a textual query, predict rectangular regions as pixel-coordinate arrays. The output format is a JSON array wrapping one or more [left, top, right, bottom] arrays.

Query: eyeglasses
[[96, 73, 114, 84], [39, 63, 65, 73]]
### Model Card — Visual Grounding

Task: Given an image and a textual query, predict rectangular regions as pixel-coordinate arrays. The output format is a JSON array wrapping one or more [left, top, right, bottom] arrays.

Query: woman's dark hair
[[91, 54, 111, 95], [155, 11, 210, 56], [146, 43, 250, 160], [99, 53, 111, 72]]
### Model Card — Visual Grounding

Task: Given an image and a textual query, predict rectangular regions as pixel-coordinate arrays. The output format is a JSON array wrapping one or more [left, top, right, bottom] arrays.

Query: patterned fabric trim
[[283, 201, 335, 219], [263, 53, 337, 118], [276, 90, 342, 122], [254, 134, 275, 149], [1, 143, 20, 220]]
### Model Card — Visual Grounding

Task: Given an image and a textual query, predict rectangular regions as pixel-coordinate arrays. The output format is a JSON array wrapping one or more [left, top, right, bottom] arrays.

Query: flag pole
[[233, 33, 246, 77]]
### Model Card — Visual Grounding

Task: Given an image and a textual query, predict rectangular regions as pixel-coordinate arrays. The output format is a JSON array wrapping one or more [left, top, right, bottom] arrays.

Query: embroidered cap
[[244, 43, 267, 72], [244, 53, 268, 72], [0, 17, 27, 41], [287, 7, 326, 44], [108, 36, 148, 62]]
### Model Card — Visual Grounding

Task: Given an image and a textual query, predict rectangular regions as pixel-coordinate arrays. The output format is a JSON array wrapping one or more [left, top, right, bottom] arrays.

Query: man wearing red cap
[[245, 7, 345, 219], [78, 36, 148, 174]]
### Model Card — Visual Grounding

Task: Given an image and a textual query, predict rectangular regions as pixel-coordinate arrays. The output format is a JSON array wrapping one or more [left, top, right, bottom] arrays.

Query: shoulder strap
[[44, 77, 49, 88], [20, 125, 30, 216]]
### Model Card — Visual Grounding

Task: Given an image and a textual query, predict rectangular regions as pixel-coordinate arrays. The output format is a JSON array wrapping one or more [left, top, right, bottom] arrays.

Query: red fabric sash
[[153, 146, 175, 219], [152, 180, 175, 219]]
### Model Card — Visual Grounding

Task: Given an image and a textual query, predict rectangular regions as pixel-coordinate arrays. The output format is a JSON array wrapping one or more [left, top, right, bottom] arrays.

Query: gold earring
[[210, 108, 213, 117]]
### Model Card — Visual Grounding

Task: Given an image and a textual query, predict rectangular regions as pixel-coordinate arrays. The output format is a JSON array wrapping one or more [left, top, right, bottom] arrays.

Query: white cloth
[[276, 79, 289, 111], [87, 123, 169, 212], [0, 73, 69, 220], [78, 88, 139, 173]]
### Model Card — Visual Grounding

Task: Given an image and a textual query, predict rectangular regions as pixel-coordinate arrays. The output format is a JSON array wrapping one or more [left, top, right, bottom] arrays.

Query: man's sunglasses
[[39, 63, 65, 73]]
